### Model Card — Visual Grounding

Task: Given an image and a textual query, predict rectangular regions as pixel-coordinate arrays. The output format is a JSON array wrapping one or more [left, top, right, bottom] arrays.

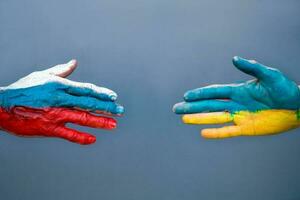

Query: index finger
[[184, 84, 236, 102], [56, 78, 118, 101]]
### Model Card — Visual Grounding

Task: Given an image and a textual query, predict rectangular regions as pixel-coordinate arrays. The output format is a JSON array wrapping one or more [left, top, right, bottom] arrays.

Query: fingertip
[[172, 102, 183, 114], [51, 59, 78, 78], [116, 105, 125, 115], [108, 118, 117, 129], [232, 56, 248, 66], [69, 59, 77, 64], [172, 104, 177, 113], [68, 59, 78, 69], [87, 136, 96, 144], [182, 115, 187, 123], [182, 115, 191, 124], [183, 91, 188, 99], [201, 129, 218, 139], [232, 56, 239, 63], [181, 114, 197, 124], [233, 56, 256, 65], [77, 135, 96, 145], [109, 93, 118, 101], [183, 91, 192, 101]]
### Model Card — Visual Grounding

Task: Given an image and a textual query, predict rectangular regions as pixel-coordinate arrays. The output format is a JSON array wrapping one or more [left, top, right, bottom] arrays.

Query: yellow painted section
[[182, 110, 300, 139], [183, 112, 233, 124]]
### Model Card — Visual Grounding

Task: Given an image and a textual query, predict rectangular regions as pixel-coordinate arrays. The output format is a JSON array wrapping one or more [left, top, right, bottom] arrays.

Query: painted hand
[[173, 56, 300, 138], [0, 60, 124, 145]]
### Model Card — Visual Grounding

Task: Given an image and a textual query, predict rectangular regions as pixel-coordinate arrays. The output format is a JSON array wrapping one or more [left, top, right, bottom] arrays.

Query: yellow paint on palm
[[182, 110, 300, 139]]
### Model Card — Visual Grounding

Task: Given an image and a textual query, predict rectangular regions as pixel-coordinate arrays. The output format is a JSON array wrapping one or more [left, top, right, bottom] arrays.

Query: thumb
[[43, 59, 77, 78], [232, 56, 280, 83]]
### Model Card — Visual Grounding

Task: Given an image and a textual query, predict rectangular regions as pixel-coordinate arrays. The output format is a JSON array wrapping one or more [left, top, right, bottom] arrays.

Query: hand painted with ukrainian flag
[[173, 56, 300, 139], [0, 60, 124, 145]]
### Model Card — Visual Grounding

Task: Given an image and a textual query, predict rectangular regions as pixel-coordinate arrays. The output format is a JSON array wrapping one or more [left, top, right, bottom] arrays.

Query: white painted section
[[2, 60, 117, 98], [249, 60, 257, 64], [201, 83, 244, 89]]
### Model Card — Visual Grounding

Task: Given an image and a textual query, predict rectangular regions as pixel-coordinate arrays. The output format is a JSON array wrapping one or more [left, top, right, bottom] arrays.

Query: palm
[[236, 76, 300, 111]]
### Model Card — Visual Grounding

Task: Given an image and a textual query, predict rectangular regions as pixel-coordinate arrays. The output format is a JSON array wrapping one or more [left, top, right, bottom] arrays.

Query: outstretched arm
[[173, 56, 300, 139]]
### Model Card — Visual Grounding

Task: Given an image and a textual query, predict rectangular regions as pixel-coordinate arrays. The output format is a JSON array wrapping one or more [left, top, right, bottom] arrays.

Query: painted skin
[[0, 60, 124, 145], [173, 56, 300, 139]]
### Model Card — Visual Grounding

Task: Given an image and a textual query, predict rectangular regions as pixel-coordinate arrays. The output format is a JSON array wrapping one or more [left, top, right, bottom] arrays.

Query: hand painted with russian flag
[[0, 60, 124, 145], [173, 56, 300, 139]]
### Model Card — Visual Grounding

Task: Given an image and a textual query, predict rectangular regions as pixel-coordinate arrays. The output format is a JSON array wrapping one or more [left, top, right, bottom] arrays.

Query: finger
[[182, 112, 233, 124], [59, 94, 125, 115], [232, 56, 280, 81], [63, 81, 118, 101], [184, 84, 236, 102], [58, 109, 117, 129], [44, 59, 77, 78], [173, 100, 246, 114], [52, 126, 96, 145], [201, 125, 242, 139], [45, 61, 117, 101]]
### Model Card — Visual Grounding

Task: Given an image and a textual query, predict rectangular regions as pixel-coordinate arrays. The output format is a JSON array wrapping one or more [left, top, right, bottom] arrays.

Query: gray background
[[0, 0, 300, 199]]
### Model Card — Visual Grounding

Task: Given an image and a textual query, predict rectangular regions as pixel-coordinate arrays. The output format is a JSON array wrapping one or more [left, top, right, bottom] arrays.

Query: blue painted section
[[174, 56, 300, 114], [66, 85, 117, 101], [174, 100, 247, 114], [0, 82, 124, 115]]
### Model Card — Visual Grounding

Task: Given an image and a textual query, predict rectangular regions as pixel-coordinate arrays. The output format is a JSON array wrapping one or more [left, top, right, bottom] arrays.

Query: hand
[[0, 60, 124, 145], [173, 56, 300, 138]]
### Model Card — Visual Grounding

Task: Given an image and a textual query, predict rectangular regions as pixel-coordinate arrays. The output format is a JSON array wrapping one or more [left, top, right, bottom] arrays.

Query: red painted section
[[0, 107, 117, 145]]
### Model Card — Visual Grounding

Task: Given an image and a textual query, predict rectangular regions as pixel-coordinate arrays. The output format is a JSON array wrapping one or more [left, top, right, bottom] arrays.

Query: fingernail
[[116, 105, 125, 114], [172, 102, 182, 113], [68, 59, 77, 65], [108, 119, 117, 129], [248, 60, 257, 64], [109, 93, 117, 101], [184, 92, 194, 101], [87, 136, 96, 144], [233, 56, 239, 62], [172, 105, 176, 113], [183, 92, 189, 100]]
